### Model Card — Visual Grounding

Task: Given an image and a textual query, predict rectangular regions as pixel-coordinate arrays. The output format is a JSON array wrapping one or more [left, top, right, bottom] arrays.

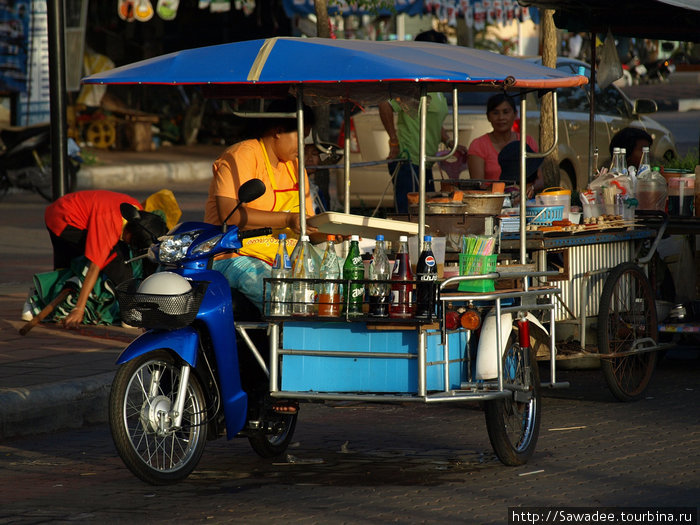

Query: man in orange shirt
[[204, 99, 319, 312]]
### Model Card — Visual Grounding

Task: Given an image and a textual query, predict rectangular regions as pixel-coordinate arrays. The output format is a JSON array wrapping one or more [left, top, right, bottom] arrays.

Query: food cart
[[84, 37, 590, 466]]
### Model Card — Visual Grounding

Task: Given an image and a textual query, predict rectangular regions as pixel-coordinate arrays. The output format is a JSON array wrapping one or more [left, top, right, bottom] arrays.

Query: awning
[[82, 37, 586, 105], [519, 0, 700, 42]]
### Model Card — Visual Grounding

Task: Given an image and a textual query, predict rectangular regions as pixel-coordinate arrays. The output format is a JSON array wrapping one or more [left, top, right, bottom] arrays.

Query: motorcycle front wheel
[[484, 332, 541, 466], [109, 350, 208, 485]]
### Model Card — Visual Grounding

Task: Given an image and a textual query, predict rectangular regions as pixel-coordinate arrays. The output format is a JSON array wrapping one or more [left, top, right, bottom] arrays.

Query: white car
[[332, 57, 678, 209]]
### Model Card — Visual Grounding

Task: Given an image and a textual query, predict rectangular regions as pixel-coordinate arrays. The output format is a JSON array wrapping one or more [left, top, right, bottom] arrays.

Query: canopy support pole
[[587, 32, 597, 182], [418, 86, 428, 249], [519, 91, 528, 271], [343, 102, 351, 215], [296, 89, 307, 237]]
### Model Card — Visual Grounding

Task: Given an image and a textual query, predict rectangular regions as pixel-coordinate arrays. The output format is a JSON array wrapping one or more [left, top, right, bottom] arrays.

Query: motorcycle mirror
[[221, 179, 267, 233], [238, 178, 266, 204], [120, 203, 141, 222]]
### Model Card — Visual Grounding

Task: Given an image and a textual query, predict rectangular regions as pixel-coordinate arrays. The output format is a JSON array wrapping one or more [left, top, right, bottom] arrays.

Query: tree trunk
[[539, 9, 559, 189]]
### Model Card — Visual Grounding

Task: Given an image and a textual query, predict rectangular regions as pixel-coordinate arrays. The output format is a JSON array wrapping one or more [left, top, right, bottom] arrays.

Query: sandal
[[272, 400, 299, 415]]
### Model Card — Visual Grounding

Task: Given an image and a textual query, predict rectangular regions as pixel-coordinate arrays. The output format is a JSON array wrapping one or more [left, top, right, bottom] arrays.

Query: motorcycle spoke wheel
[[109, 350, 207, 485], [484, 333, 541, 466], [597, 263, 658, 402]]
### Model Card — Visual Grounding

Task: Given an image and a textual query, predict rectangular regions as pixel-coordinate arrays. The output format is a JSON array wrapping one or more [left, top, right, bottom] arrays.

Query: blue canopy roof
[[83, 37, 586, 102]]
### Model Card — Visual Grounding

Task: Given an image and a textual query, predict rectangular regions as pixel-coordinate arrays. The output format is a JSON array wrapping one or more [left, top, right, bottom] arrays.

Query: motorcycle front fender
[[115, 326, 248, 438], [116, 327, 200, 366], [475, 312, 548, 380]]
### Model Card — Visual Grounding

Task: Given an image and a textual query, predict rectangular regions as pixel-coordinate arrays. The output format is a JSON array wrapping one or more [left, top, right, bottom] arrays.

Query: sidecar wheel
[[248, 405, 298, 458], [484, 333, 541, 466], [109, 350, 208, 485]]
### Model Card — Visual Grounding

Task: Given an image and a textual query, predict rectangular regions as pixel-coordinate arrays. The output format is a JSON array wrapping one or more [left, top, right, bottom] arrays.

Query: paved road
[[1, 360, 698, 524]]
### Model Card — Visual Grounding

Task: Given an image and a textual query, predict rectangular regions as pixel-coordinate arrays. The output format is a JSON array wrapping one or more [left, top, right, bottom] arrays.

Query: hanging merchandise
[[210, 0, 232, 12], [157, 0, 179, 20], [134, 0, 154, 21], [473, 1, 486, 31], [597, 31, 623, 90], [118, 0, 136, 22]]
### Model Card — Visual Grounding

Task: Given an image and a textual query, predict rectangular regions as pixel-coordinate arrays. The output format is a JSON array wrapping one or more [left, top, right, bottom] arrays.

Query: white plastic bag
[[597, 32, 623, 90]]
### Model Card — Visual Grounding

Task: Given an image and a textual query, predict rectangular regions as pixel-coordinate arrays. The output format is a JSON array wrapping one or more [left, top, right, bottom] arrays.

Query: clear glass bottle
[[292, 234, 317, 316], [368, 234, 391, 317], [318, 235, 341, 317], [269, 233, 292, 316], [389, 235, 414, 319]]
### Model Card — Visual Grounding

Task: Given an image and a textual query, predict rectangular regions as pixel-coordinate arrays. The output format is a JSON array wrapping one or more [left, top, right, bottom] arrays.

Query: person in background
[[204, 97, 320, 313], [379, 30, 459, 213], [609, 127, 653, 170], [31, 190, 168, 328], [467, 93, 543, 198]]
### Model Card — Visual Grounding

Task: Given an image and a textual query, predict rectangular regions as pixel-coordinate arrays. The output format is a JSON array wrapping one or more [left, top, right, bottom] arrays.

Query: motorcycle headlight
[[158, 232, 200, 263], [191, 234, 222, 256]]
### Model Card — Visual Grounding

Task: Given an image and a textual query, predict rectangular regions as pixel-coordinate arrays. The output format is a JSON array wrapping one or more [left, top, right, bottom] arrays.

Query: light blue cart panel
[[281, 322, 468, 393]]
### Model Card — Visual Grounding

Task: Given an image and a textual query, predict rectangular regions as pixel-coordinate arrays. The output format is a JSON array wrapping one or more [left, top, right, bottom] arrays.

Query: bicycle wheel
[[484, 332, 541, 466], [597, 262, 658, 401]]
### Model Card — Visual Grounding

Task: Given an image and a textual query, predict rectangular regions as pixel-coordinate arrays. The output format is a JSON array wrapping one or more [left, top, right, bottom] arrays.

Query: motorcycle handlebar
[[238, 227, 273, 240]]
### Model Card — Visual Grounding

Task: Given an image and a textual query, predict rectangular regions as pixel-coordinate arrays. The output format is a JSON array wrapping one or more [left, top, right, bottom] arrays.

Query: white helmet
[[137, 271, 191, 295]]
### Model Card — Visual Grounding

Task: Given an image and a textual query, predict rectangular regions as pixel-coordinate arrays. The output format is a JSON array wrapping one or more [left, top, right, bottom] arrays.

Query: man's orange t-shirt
[[204, 139, 314, 264]]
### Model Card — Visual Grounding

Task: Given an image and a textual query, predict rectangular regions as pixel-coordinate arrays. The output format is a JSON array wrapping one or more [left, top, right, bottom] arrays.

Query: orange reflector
[[460, 309, 481, 330]]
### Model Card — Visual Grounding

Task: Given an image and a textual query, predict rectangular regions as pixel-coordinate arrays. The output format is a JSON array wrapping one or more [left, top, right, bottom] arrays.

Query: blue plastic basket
[[526, 206, 564, 225]]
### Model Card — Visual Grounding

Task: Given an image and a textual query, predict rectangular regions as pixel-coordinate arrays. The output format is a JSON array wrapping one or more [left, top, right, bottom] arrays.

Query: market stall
[[84, 37, 588, 467]]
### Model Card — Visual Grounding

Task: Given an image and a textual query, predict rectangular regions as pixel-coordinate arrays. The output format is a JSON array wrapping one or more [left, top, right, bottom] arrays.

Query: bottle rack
[[262, 277, 439, 324]]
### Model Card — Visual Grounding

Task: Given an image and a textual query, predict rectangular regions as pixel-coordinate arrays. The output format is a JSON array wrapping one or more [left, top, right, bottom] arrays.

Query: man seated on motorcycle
[[27, 190, 168, 328], [204, 98, 323, 314]]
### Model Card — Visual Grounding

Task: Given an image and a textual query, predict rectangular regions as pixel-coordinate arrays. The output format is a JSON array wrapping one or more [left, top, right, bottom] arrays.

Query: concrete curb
[[78, 160, 213, 189], [0, 372, 114, 441]]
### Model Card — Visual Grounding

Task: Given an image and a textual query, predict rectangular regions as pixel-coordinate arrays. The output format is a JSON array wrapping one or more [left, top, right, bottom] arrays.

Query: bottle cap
[[351, 235, 360, 241], [279, 233, 287, 240], [326, 234, 336, 242], [300, 235, 310, 241], [399, 235, 408, 242], [376, 234, 384, 241], [424, 235, 432, 242]]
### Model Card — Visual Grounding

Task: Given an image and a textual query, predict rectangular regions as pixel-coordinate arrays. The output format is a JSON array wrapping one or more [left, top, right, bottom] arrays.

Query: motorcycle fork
[[515, 316, 533, 399], [169, 365, 191, 430]]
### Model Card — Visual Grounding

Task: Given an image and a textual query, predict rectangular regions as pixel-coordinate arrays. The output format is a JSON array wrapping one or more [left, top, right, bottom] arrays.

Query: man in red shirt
[[43, 190, 167, 328]]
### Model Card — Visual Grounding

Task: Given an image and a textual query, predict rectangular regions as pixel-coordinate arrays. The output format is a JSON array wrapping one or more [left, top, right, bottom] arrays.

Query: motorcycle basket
[[115, 279, 208, 330]]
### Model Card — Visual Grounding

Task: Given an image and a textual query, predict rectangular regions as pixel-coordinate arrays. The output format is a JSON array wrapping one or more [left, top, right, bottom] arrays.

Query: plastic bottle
[[415, 235, 438, 318], [389, 235, 414, 319], [318, 235, 341, 317], [269, 233, 292, 316], [637, 166, 668, 211], [292, 235, 317, 316], [368, 235, 391, 317], [637, 146, 651, 177], [343, 235, 365, 316]]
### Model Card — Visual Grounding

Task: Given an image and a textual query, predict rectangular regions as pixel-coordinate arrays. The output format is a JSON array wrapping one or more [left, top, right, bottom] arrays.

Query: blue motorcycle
[[110, 179, 294, 485]]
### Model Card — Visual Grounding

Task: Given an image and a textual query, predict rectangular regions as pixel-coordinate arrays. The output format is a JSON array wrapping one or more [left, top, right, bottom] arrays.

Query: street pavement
[[0, 82, 698, 497]]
